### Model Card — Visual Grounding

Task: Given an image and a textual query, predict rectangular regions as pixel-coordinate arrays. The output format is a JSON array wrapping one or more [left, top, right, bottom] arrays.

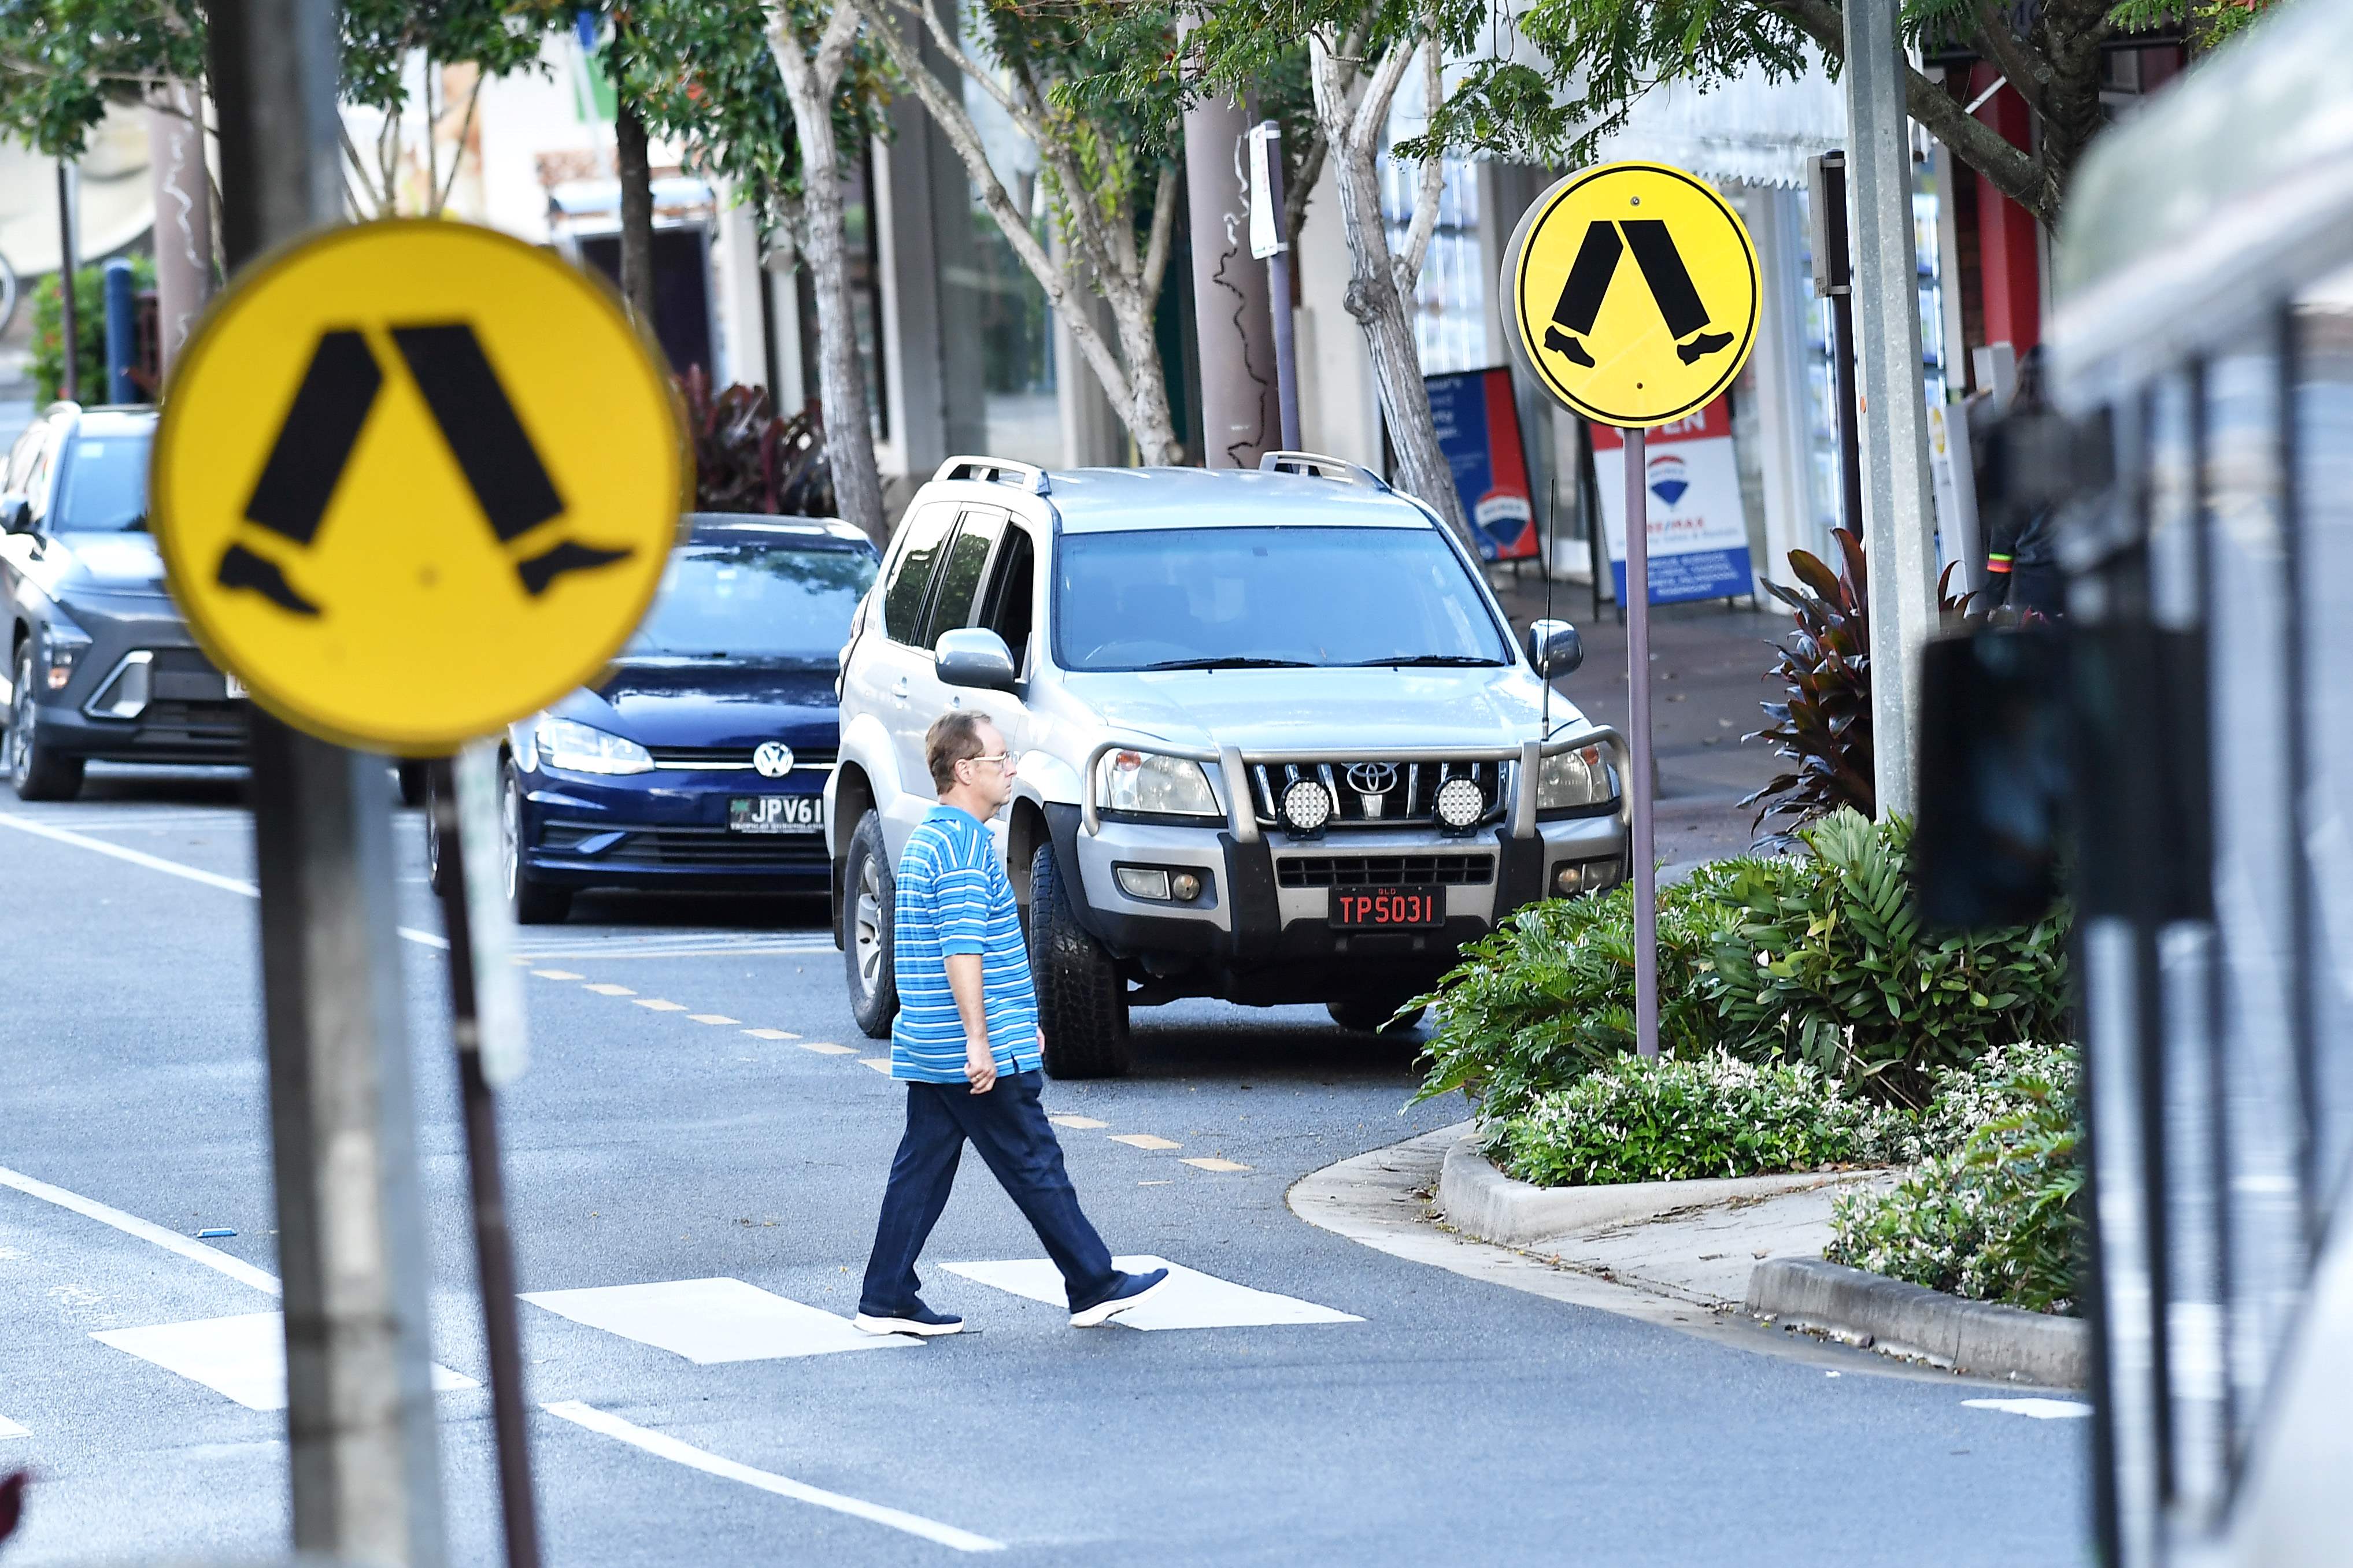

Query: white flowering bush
[[1480, 1051, 1922, 1188], [1826, 1043, 2081, 1314]]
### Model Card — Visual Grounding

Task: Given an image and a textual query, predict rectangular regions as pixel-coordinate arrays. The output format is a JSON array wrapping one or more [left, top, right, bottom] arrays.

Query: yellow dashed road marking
[[687, 1014, 739, 1025], [583, 984, 635, 996], [1181, 1158, 1251, 1173], [531, 969, 583, 980], [634, 999, 688, 1012], [1048, 1115, 1108, 1130], [1108, 1135, 1181, 1151], [858, 1058, 894, 1075], [797, 1041, 856, 1056], [742, 1028, 802, 1041]]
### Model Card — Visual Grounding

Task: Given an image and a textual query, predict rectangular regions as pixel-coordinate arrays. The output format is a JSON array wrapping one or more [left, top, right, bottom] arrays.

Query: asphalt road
[[1, 768, 2089, 1566]]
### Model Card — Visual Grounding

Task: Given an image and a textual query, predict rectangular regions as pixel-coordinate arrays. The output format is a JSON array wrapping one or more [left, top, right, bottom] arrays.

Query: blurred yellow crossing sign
[[152, 220, 687, 755], [1502, 162, 1760, 428]]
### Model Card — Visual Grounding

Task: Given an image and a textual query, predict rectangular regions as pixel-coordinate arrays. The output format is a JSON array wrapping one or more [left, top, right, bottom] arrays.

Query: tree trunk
[[614, 102, 656, 328], [772, 21, 887, 541], [1181, 87, 1278, 467], [1110, 283, 1185, 466]]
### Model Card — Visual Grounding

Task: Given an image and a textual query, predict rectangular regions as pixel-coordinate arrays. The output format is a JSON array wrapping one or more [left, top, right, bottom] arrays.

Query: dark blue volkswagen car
[[438, 514, 879, 922]]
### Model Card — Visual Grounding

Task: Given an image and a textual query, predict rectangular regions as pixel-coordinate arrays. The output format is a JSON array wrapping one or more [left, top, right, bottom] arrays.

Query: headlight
[[43, 616, 92, 691], [537, 717, 653, 776], [1536, 744, 1617, 813], [1096, 749, 1220, 818]]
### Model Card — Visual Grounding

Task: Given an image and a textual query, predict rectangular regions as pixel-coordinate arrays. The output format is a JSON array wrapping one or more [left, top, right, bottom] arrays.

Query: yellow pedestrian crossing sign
[[1501, 162, 1760, 429], [151, 219, 689, 756]]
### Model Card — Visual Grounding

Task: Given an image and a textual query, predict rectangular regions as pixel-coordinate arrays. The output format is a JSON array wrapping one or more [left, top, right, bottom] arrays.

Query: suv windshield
[[627, 540, 877, 662], [1054, 525, 1510, 673], [53, 431, 154, 531]]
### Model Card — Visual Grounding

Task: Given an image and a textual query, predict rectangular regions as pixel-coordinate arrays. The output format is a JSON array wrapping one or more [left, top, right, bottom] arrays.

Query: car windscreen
[[1053, 525, 1511, 672], [53, 432, 153, 531], [627, 539, 878, 662]]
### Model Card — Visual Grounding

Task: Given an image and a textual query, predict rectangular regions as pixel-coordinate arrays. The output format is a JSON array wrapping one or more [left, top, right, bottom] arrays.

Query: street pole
[[1841, 0, 1940, 820], [430, 754, 542, 1568], [148, 77, 215, 379], [1807, 151, 1865, 540], [1253, 122, 1302, 451], [1622, 424, 1658, 1058], [1183, 92, 1279, 466], [54, 162, 78, 403], [209, 2, 450, 1563]]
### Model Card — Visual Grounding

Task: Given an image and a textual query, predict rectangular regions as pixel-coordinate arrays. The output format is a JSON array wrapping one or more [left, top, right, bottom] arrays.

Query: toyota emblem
[[1344, 762, 1400, 796], [753, 742, 797, 779]]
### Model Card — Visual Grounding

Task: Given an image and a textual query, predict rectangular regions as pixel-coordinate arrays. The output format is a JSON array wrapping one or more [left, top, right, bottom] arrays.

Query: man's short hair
[[926, 710, 995, 791]]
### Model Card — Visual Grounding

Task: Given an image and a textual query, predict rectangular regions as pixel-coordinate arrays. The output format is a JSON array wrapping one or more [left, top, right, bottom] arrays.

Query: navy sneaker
[[853, 1300, 964, 1337], [1070, 1267, 1171, 1328]]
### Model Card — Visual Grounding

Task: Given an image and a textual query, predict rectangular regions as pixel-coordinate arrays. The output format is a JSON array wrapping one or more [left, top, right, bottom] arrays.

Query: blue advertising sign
[[1425, 367, 1539, 561]]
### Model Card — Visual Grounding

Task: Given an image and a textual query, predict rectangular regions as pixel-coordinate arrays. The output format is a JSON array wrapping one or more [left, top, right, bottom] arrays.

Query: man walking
[[854, 711, 1170, 1337]]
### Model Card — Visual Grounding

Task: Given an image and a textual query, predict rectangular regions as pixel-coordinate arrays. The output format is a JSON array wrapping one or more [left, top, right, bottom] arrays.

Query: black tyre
[[423, 770, 454, 898], [395, 759, 429, 808], [1328, 1000, 1429, 1035], [7, 643, 83, 802], [501, 761, 571, 924], [1029, 842, 1131, 1078], [842, 811, 898, 1040]]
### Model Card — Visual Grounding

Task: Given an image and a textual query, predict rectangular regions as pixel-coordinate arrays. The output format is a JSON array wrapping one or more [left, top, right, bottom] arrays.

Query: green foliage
[[1481, 1051, 1921, 1188], [1409, 855, 1799, 1122], [339, 1, 572, 115], [31, 256, 155, 405], [1742, 527, 1876, 840], [2108, 0, 2289, 53], [1411, 810, 2070, 1118], [1705, 810, 2070, 1110], [1828, 1043, 2082, 1314], [678, 367, 834, 517]]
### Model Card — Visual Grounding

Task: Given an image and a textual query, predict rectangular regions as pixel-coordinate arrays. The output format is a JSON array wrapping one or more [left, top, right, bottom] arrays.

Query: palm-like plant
[[678, 366, 836, 518]]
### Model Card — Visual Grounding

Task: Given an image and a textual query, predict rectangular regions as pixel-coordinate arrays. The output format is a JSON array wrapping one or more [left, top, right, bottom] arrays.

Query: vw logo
[[752, 742, 797, 779], [1345, 762, 1400, 795]]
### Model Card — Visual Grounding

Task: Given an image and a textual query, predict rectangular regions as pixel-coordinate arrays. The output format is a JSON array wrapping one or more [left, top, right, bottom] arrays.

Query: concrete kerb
[[1436, 1133, 1862, 1247], [1745, 1258, 2089, 1388]]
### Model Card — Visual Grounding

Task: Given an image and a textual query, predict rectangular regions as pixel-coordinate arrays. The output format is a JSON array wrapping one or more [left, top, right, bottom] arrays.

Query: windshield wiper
[[1345, 654, 1507, 668], [1137, 656, 1315, 671]]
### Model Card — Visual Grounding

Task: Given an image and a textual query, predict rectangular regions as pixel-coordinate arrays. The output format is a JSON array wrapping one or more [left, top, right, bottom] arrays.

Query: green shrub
[[1705, 810, 2071, 1110], [1826, 1043, 2082, 1314], [1481, 1051, 1921, 1187], [1411, 809, 2070, 1117]]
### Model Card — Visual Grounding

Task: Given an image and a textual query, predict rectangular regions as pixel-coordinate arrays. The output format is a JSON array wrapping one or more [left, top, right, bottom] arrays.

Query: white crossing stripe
[[1180, 1158, 1252, 1173], [942, 1256, 1363, 1331], [859, 1058, 893, 1074], [91, 1312, 478, 1410], [1047, 1115, 1107, 1130], [1962, 1398, 2093, 1420], [520, 1277, 919, 1363], [0, 1414, 28, 1439], [797, 1041, 856, 1056], [742, 1027, 802, 1040], [1108, 1134, 1179, 1151], [543, 1400, 1004, 1553]]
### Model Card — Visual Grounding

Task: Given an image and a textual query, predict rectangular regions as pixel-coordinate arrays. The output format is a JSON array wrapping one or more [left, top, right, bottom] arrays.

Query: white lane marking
[[0, 814, 449, 950], [531, 969, 584, 981], [0, 1164, 282, 1298], [543, 1400, 1004, 1554], [797, 1041, 854, 1057], [858, 1058, 893, 1075], [742, 1028, 802, 1040], [0, 1414, 28, 1439], [942, 1256, 1363, 1331], [91, 1312, 478, 1411], [687, 1014, 739, 1025], [633, 999, 688, 1012], [509, 944, 837, 961], [1962, 1398, 2093, 1420], [1046, 1115, 1107, 1130], [1107, 1134, 1180, 1151], [1179, 1158, 1252, 1173], [520, 1277, 918, 1364]]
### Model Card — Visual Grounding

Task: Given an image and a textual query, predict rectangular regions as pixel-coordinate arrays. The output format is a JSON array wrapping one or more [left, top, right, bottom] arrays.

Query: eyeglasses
[[960, 753, 1013, 773]]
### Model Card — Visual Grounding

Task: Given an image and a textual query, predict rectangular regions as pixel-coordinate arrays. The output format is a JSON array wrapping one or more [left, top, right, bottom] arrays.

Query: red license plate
[[1327, 888, 1444, 929]]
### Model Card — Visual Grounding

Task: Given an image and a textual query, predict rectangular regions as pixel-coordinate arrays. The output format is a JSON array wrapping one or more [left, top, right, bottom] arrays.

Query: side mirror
[[935, 627, 1019, 692], [0, 495, 30, 535], [1526, 618, 1583, 677]]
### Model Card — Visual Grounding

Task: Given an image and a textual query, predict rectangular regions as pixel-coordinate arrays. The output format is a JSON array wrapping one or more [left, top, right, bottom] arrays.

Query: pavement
[[1489, 568, 1789, 868], [0, 765, 2089, 1565]]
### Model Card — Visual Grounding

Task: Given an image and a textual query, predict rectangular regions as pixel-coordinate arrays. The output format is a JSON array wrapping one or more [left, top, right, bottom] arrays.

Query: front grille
[[647, 744, 838, 772], [132, 699, 249, 754], [1251, 759, 1510, 831], [539, 820, 826, 868], [1275, 852, 1495, 888]]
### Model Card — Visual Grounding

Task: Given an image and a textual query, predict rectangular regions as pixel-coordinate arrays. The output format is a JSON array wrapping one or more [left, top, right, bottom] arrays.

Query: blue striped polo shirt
[[890, 805, 1042, 1082]]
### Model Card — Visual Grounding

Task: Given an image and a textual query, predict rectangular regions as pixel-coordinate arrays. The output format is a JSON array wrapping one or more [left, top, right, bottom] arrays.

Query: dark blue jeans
[[859, 1069, 1121, 1317]]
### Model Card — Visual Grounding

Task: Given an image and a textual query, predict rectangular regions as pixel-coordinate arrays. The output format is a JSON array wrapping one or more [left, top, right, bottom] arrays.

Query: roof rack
[[934, 455, 1052, 495], [1257, 450, 1389, 491]]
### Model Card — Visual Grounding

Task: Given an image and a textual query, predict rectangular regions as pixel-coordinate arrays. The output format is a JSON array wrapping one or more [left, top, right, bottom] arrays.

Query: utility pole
[[1249, 121, 1302, 451], [207, 2, 451, 1563], [1806, 151, 1864, 543], [1182, 91, 1279, 467], [1842, 0, 1940, 820], [54, 162, 79, 403]]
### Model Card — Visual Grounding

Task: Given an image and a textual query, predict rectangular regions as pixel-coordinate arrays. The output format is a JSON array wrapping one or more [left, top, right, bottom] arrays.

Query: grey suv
[[826, 453, 1628, 1077]]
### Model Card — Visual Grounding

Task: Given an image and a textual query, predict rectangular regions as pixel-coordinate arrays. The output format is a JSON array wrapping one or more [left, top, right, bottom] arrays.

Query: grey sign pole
[[1622, 424, 1658, 1057], [1841, 0, 1940, 820], [208, 2, 450, 1563], [1251, 122, 1302, 451], [53, 162, 77, 403]]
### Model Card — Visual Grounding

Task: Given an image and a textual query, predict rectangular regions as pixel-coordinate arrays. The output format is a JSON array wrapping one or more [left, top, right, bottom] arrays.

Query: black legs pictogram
[[1544, 219, 1733, 369], [223, 321, 635, 616]]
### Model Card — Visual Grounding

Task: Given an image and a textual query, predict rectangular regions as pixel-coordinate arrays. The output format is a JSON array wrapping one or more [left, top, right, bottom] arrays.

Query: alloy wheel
[[6, 651, 31, 789], [853, 854, 885, 1002]]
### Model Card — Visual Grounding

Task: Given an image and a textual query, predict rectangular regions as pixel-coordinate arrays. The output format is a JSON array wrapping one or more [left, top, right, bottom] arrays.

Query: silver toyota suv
[[826, 453, 1629, 1076]]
